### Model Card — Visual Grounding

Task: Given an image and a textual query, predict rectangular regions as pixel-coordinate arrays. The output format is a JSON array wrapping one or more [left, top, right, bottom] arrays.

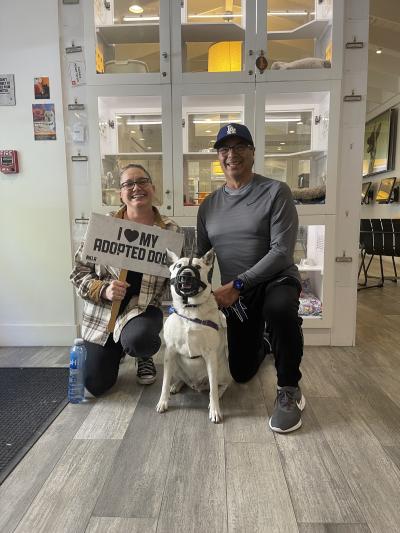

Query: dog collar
[[170, 308, 219, 331]]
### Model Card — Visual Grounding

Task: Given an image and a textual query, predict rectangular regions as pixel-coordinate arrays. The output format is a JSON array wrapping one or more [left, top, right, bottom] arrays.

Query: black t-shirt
[[118, 270, 143, 315]]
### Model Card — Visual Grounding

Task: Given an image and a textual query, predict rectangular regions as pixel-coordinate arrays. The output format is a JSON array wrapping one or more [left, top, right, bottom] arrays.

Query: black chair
[[358, 218, 399, 289]]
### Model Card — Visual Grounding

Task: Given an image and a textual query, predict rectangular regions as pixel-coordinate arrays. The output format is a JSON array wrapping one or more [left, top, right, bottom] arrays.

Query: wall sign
[[34, 77, 50, 99], [83, 213, 184, 278], [32, 103, 57, 140], [0, 74, 16, 106]]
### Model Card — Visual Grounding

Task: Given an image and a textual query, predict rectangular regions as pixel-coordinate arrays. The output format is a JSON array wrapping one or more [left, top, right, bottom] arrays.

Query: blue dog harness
[[169, 307, 219, 331]]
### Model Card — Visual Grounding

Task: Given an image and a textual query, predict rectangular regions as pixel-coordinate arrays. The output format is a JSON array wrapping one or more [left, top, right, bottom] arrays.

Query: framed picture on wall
[[363, 108, 397, 177]]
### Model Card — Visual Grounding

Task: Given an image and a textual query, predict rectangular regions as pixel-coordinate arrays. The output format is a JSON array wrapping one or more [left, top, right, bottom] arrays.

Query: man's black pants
[[226, 278, 303, 387]]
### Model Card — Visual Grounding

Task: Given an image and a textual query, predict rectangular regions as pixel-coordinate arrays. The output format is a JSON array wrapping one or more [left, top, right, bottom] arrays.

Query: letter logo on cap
[[227, 124, 236, 135]]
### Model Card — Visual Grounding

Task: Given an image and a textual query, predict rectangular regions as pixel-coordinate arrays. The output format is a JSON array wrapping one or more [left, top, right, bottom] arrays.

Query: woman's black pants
[[84, 305, 163, 396]]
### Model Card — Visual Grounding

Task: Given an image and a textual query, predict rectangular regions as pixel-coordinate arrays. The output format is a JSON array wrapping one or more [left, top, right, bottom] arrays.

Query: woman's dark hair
[[119, 163, 152, 182]]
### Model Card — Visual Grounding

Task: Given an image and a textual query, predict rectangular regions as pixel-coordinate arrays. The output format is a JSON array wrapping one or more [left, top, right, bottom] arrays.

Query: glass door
[[254, 80, 341, 216], [87, 85, 173, 215], [172, 84, 255, 216], [171, 0, 256, 84], [84, 0, 171, 84], [255, 0, 343, 81]]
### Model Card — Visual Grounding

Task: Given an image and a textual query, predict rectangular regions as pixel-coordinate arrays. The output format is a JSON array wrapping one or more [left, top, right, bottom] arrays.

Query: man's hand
[[213, 281, 240, 308], [104, 280, 130, 302]]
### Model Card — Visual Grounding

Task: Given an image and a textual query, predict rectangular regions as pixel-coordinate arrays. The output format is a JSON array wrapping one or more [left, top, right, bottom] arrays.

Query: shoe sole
[[137, 376, 157, 385], [269, 394, 306, 433]]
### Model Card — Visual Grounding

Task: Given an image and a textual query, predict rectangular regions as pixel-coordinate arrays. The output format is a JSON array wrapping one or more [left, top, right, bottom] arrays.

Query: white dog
[[156, 249, 232, 423]]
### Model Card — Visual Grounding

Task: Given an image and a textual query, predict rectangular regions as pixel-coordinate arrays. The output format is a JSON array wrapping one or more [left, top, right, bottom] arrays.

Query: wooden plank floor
[[1, 258, 400, 532]]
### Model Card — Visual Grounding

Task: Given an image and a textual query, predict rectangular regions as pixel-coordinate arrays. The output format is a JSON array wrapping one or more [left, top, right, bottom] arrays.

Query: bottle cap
[[74, 338, 84, 345]]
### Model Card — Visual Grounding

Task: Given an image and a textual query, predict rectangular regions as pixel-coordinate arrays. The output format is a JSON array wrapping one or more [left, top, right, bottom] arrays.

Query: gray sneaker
[[269, 386, 306, 433], [136, 357, 157, 385]]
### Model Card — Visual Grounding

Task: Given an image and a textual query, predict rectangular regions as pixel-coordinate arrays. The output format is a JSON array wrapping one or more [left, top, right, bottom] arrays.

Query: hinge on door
[[182, 119, 185, 127], [180, 0, 184, 7]]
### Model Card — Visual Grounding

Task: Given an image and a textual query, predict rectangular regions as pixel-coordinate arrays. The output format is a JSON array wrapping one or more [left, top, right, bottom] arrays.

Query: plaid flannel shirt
[[70, 206, 180, 346]]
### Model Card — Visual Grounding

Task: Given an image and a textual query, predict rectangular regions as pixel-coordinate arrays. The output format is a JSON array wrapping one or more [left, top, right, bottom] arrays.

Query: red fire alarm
[[0, 150, 19, 173]]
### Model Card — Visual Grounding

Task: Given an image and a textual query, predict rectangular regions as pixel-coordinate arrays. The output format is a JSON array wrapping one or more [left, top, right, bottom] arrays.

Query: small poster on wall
[[32, 103, 57, 141], [34, 77, 50, 99], [0, 74, 16, 106]]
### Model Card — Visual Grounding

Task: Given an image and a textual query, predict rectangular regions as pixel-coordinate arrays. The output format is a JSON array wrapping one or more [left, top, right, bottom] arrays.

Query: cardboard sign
[[82, 213, 184, 278]]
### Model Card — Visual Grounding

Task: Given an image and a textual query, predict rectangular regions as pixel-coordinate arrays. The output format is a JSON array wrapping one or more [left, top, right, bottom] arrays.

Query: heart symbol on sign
[[124, 229, 139, 243]]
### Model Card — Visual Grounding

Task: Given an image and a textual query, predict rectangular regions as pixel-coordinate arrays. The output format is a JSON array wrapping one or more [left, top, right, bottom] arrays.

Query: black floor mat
[[0, 367, 69, 485]]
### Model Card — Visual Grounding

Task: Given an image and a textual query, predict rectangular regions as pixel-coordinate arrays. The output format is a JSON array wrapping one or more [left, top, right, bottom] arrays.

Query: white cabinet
[[76, 0, 368, 345]]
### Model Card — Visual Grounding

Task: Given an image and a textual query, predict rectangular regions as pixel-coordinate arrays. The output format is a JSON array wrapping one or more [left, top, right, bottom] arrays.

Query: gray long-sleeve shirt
[[197, 174, 300, 289]]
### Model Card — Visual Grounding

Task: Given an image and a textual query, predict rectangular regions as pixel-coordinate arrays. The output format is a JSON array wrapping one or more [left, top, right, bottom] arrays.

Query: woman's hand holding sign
[[104, 280, 130, 302]]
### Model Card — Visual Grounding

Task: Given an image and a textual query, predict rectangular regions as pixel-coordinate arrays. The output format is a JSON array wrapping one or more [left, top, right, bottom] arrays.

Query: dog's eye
[[194, 265, 201, 270], [175, 263, 181, 269]]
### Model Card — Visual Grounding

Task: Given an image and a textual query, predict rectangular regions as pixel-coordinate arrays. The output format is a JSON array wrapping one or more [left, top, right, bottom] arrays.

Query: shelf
[[181, 23, 244, 43], [267, 19, 330, 40], [265, 150, 325, 158], [296, 265, 323, 273], [184, 152, 218, 159], [96, 24, 159, 45], [102, 152, 162, 159]]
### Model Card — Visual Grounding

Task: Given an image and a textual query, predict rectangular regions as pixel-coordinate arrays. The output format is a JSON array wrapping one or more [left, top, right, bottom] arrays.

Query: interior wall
[[361, 99, 400, 218], [0, 0, 76, 346]]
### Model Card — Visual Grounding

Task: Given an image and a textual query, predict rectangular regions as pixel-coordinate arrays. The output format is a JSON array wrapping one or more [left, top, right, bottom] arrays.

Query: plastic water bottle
[[68, 338, 86, 403]]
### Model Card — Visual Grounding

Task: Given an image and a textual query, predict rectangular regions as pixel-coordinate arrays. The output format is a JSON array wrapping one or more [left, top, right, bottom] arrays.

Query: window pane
[[182, 94, 244, 207], [98, 96, 163, 207], [296, 224, 325, 318], [94, 0, 160, 74], [266, 0, 333, 69], [182, 0, 244, 73]]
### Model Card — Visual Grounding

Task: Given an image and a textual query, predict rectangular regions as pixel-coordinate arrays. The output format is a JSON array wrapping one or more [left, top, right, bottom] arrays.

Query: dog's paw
[[209, 406, 222, 424], [156, 399, 169, 413]]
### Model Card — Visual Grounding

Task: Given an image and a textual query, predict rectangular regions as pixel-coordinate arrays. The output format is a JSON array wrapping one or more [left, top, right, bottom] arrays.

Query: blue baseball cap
[[214, 123, 254, 149]]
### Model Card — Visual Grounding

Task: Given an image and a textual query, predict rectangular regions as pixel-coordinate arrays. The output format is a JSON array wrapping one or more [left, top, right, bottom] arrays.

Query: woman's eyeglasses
[[120, 177, 152, 190], [217, 143, 253, 155]]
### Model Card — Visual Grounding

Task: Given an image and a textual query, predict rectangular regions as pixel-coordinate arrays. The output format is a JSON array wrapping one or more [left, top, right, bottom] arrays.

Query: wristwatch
[[233, 278, 245, 291]]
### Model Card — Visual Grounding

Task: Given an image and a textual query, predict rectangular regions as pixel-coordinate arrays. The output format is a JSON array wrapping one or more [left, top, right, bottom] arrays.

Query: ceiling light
[[126, 120, 162, 125], [277, 147, 282, 150], [205, 129, 212, 133], [147, 146, 152, 150], [130, 130, 136, 134], [123, 16, 159, 21], [265, 113, 301, 122], [289, 130, 295, 133], [297, 121, 303, 125], [129, 4, 143, 14], [139, 137, 145, 141], [376, 48, 382, 54], [280, 142, 286, 145], [193, 119, 242, 124]]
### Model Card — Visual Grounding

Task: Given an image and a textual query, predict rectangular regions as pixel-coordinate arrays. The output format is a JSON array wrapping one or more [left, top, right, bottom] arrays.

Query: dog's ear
[[166, 248, 179, 266], [202, 248, 215, 266]]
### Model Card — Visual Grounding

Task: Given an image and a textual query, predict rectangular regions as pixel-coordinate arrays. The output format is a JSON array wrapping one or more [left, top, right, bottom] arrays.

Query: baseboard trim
[[0, 324, 78, 346], [303, 329, 331, 346]]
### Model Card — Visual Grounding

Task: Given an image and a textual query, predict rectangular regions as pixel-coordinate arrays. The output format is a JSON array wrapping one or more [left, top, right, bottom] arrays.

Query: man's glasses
[[120, 177, 152, 190], [217, 143, 253, 155]]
